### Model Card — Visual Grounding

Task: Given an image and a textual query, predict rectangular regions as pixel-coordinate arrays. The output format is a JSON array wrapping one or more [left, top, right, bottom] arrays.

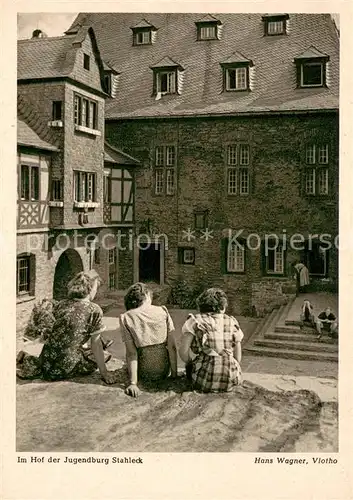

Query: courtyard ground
[[16, 306, 338, 452]]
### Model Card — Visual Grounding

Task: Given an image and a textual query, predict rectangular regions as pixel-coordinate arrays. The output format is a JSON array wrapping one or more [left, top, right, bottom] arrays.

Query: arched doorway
[[53, 249, 84, 300]]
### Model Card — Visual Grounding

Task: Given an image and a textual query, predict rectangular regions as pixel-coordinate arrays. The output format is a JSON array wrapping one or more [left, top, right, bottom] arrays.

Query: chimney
[[32, 29, 47, 39]]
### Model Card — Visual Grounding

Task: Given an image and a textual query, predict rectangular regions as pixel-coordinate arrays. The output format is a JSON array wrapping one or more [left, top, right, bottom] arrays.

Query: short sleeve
[[230, 316, 244, 343], [162, 306, 175, 333], [181, 314, 197, 336], [88, 305, 106, 337], [120, 314, 132, 344]]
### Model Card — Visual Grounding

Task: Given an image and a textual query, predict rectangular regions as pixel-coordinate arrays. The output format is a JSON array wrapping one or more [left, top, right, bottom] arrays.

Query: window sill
[[225, 88, 250, 93], [48, 120, 64, 128], [48, 201, 64, 207], [74, 201, 100, 209], [17, 294, 36, 305], [74, 125, 101, 136]]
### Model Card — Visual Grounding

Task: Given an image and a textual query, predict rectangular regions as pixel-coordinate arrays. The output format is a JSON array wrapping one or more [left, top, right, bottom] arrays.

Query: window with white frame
[[265, 244, 285, 275], [134, 29, 152, 45], [200, 25, 217, 40], [179, 247, 195, 265], [20, 164, 39, 201], [262, 14, 289, 36], [227, 240, 245, 273], [225, 66, 249, 91], [226, 144, 250, 195], [74, 94, 98, 130], [108, 248, 116, 264], [304, 144, 330, 196], [154, 145, 176, 195], [73, 171, 96, 202], [156, 71, 177, 94]]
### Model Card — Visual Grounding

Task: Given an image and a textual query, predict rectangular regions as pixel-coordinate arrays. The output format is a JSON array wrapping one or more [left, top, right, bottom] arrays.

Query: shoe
[[317, 335, 322, 340]]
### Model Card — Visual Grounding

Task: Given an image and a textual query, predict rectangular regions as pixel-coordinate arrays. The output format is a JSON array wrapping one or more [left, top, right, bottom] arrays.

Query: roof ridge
[[17, 93, 59, 149]]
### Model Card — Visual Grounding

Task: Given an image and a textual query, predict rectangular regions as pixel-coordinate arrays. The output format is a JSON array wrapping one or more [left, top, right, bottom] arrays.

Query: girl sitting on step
[[179, 288, 243, 393], [119, 283, 178, 398]]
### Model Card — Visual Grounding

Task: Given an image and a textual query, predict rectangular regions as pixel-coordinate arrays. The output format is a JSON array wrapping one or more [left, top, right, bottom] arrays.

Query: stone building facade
[[66, 13, 339, 315], [16, 27, 138, 331]]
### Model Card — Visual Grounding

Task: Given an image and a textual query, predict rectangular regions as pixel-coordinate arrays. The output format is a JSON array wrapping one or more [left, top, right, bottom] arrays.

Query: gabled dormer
[[195, 14, 222, 41], [220, 52, 254, 92], [262, 14, 289, 36], [131, 19, 158, 46], [294, 46, 330, 88], [150, 57, 185, 97], [102, 60, 120, 98]]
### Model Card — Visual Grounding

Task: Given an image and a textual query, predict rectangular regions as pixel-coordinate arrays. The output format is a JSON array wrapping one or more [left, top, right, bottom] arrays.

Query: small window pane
[[155, 147, 164, 166], [166, 169, 175, 195], [21, 165, 30, 200], [275, 246, 284, 273], [239, 144, 250, 165], [108, 248, 116, 264], [200, 25, 216, 39], [109, 272, 116, 289], [183, 249, 195, 264], [166, 146, 175, 166], [305, 168, 316, 194], [239, 168, 249, 194], [302, 62, 323, 86], [51, 180, 62, 201], [52, 101, 62, 121], [236, 67, 247, 90], [74, 95, 81, 125], [17, 257, 30, 293], [83, 54, 90, 70], [155, 169, 164, 194], [195, 212, 206, 230], [227, 168, 237, 194], [227, 145, 237, 165], [306, 145, 316, 164], [267, 20, 284, 34], [318, 168, 329, 195], [226, 69, 237, 90], [227, 242, 245, 272], [318, 144, 328, 164], [30, 167, 39, 200]]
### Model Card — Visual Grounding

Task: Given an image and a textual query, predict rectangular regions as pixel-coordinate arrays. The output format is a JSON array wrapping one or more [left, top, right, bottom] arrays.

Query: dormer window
[[262, 14, 289, 36], [220, 53, 253, 92], [151, 57, 184, 97], [102, 60, 120, 98], [195, 14, 222, 41], [294, 47, 329, 88], [131, 19, 157, 46]]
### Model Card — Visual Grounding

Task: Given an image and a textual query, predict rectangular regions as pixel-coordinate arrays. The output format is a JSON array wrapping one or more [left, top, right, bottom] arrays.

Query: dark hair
[[196, 288, 228, 314], [67, 272, 93, 299], [124, 282, 152, 311]]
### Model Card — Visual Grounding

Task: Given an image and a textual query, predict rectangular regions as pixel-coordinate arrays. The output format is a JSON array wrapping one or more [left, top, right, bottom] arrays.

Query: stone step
[[275, 324, 304, 334], [264, 331, 322, 343], [285, 319, 304, 327], [253, 338, 338, 353], [243, 345, 338, 362]]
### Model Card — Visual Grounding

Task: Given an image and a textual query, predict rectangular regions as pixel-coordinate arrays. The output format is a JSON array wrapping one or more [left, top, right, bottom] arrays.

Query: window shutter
[[295, 63, 301, 88], [178, 247, 183, 264], [221, 238, 228, 274], [29, 254, 36, 296]]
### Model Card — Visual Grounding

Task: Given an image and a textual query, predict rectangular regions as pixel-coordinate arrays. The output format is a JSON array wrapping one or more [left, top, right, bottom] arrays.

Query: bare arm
[[179, 332, 194, 364], [167, 332, 178, 378], [233, 342, 242, 363], [90, 333, 116, 383]]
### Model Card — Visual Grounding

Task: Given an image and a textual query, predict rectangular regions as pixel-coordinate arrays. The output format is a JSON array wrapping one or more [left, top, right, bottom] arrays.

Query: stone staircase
[[244, 296, 338, 362]]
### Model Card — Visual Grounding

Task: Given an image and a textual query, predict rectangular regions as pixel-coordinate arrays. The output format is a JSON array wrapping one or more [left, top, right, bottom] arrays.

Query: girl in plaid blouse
[[179, 288, 243, 392]]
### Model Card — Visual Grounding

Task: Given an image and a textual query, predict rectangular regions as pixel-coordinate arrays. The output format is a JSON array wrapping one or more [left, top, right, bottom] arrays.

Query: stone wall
[[106, 113, 339, 315]]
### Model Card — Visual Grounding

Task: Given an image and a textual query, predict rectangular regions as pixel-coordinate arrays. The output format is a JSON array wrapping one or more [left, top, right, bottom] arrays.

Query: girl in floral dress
[[16, 272, 117, 384], [179, 288, 243, 392]]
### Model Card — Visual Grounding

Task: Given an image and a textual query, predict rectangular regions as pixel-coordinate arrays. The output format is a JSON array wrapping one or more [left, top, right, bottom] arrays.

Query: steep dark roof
[[68, 13, 339, 119], [17, 94, 59, 151], [104, 142, 140, 165], [17, 26, 107, 95]]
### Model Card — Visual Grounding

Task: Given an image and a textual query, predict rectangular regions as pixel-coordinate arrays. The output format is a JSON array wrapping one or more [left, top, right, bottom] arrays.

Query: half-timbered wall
[[103, 166, 134, 225], [17, 151, 51, 230]]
